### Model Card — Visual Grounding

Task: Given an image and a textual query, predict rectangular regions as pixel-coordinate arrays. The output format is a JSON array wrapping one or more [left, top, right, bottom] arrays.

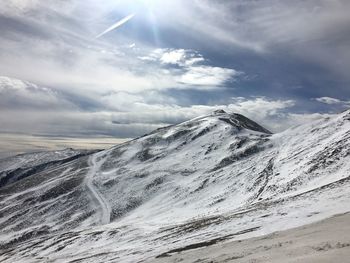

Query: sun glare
[[138, 0, 161, 9]]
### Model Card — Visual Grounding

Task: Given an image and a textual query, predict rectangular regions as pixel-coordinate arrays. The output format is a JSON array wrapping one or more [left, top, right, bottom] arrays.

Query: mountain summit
[[212, 110, 272, 134], [1, 111, 350, 262]]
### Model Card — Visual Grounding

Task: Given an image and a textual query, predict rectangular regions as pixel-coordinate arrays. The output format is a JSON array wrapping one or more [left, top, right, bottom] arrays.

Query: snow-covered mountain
[[1, 110, 350, 262]]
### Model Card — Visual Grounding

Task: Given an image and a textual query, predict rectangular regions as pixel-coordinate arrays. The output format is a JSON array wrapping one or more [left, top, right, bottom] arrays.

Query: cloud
[[1, 0, 349, 98], [0, 13, 239, 95], [315, 97, 350, 106], [158, 49, 205, 66], [107, 97, 324, 133], [140, 48, 239, 88], [142, 48, 204, 66], [0, 76, 304, 138], [0, 76, 75, 110], [179, 66, 238, 86], [0, 0, 349, 154], [160, 49, 186, 64], [137, 0, 350, 86], [1, 0, 42, 15]]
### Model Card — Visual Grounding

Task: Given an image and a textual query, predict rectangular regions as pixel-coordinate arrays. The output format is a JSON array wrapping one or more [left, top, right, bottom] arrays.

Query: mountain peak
[[213, 109, 227, 114], [227, 113, 272, 134], [208, 110, 272, 134]]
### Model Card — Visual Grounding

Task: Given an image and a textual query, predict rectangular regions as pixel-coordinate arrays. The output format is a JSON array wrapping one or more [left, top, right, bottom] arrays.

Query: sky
[[0, 0, 350, 154]]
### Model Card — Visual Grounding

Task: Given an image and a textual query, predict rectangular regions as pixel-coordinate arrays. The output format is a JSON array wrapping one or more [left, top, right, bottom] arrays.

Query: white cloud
[[0, 76, 75, 110], [160, 49, 186, 64], [159, 49, 205, 66], [179, 66, 238, 87], [185, 57, 205, 66], [315, 97, 350, 106], [142, 48, 204, 66], [229, 97, 295, 116], [140, 48, 239, 88]]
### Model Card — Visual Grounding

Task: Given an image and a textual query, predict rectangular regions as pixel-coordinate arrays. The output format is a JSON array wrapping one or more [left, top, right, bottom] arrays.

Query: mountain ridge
[[1, 110, 350, 262]]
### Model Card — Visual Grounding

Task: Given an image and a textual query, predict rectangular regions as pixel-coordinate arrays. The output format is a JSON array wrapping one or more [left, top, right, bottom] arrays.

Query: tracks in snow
[[86, 154, 111, 225]]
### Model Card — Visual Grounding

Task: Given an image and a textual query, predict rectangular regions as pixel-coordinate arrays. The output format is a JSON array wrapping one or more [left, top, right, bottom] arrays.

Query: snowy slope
[[0, 110, 350, 262], [0, 149, 96, 188], [0, 148, 90, 172]]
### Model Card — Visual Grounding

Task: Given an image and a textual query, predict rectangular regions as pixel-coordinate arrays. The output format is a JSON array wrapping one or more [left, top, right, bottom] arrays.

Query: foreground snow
[[152, 212, 350, 262], [0, 110, 350, 262]]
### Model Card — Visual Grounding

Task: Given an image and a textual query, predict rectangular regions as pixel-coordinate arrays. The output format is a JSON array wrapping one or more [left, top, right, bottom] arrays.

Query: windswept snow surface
[[1, 110, 350, 262]]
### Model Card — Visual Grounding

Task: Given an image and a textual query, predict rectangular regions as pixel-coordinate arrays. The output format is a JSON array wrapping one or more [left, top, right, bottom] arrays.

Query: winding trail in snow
[[86, 154, 111, 225]]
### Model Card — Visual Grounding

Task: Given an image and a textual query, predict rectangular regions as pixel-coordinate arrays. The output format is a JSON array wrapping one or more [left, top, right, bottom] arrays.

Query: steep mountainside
[[0, 110, 350, 262]]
